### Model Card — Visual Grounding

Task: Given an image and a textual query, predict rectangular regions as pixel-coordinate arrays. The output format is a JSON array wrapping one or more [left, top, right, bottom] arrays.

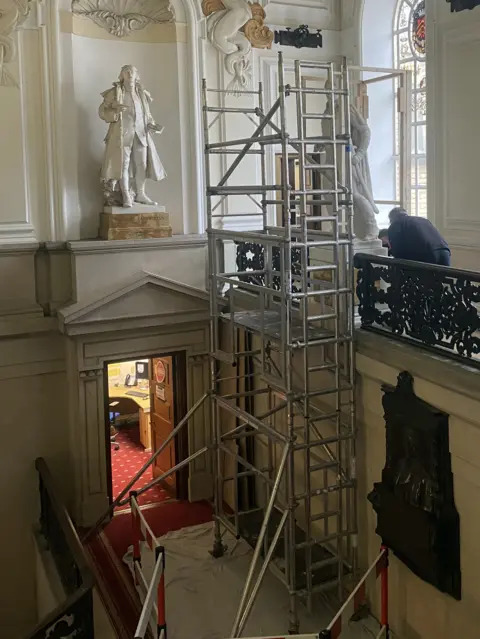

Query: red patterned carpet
[[86, 501, 213, 637], [111, 425, 168, 510]]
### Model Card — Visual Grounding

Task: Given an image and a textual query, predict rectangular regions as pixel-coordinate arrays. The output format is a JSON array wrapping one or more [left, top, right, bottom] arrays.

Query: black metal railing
[[235, 241, 305, 295], [354, 253, 480, 367], [25, 458, 95, 639]]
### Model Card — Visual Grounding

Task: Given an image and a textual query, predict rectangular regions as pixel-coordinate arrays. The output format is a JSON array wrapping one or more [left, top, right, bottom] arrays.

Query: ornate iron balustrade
[[235, 241, 304, 296], [354, 253, 480, 367], [26, 458, 95, 639]]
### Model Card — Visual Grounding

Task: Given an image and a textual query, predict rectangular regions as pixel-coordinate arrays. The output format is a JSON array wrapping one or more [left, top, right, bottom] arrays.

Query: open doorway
[[104, 351, 188, 512]]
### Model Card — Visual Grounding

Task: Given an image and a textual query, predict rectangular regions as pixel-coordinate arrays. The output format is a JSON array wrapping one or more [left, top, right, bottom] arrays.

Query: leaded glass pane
[[418, 189, 427, 217], [416, 61, 426, 89], [411, 1, 426, 58], [394, 0, 428, 217], [416, 124, 426, 154], [417, 158, 427, 187], [399, 31, 411, 60], [398, 3, 410, 29]]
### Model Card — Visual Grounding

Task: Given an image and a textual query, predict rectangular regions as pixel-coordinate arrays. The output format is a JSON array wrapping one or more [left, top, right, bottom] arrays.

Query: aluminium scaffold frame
[[203, 52, 357, 636], [85, 51, 357, 639]]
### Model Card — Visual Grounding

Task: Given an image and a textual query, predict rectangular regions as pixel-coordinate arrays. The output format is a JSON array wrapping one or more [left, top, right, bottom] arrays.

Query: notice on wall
[[156, 386, 165, 401], [155, 360, 166, 384]]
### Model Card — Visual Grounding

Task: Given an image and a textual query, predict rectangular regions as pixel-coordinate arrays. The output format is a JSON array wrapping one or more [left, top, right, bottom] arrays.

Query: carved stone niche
[[71, 0, 174, 38], [368, 371, 461, 600]]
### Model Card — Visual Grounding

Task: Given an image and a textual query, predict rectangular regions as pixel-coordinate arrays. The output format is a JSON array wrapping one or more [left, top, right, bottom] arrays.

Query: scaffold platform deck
[[220, 310, 335, 344]]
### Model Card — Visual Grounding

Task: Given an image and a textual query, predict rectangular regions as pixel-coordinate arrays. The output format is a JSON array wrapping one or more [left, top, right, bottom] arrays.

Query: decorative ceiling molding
[[71, 0, 175, 39], [0, 0, 32, 88], [202, 0, 273, 95], [202, 0, 274, 49]]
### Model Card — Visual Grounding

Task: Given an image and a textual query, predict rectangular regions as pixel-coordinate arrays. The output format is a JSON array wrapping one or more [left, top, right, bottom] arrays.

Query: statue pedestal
[[353, 237, 389, 258], [99, 205, 172, 240]]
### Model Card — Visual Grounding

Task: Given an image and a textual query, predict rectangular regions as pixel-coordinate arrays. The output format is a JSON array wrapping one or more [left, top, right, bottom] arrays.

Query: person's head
[[119, 65, 139, 87], [378, 228, 390, 248], [389, 207, 409, 225]]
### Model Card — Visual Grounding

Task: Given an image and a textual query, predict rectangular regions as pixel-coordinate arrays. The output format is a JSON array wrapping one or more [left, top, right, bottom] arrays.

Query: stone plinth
[[99, 205, 172, 240], [353, 237, 389, 258]]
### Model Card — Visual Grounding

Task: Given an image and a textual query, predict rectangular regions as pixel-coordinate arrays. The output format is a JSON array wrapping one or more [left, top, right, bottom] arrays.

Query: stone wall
[[356, 330, 480, 638]]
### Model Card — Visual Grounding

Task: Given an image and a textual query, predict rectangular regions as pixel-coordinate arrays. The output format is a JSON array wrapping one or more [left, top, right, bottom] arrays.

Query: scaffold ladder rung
[[296, 529, 356, 550], [305, 215, 338, 223], [311, 509, 340, 523], [302, 112, 334, 120], [311, 556, 342, 572], [304, 163, 336, 170], [310, 460, 338, 473], [306, 264, 338, 273]]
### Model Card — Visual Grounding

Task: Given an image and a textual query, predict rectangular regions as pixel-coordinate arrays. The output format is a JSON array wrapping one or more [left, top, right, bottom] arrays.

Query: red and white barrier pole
[[131, 491, 141, 585], [157, 546, 167, 639], [379, 545, 389, 638], [319, 546, 390, 639]]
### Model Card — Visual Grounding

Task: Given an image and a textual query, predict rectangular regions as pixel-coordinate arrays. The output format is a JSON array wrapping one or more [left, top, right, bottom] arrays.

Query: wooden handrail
[[24, 458, 95, 638]]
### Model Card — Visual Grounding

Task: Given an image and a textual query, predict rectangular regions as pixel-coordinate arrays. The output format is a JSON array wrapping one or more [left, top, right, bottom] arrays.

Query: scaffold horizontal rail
[[209, 149, 263, 155], [207, 134, 281, 149], [302, 113, 334, 120], [304, 163, 336, 170], [288, 137, 350, 145], [288, 86, 348, 96], [204, 106, 260, 114], [294, 433, 354, 451], [208, 185, 285, 195]]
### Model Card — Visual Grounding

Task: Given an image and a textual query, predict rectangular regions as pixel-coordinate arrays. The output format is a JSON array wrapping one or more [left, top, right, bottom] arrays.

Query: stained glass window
[[394, 0, 427, 217]]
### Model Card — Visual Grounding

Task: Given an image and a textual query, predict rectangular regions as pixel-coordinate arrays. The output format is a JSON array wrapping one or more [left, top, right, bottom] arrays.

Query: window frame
[[393, 0, 427, 218]]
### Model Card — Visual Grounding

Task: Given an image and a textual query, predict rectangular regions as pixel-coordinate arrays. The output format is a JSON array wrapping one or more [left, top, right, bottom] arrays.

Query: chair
[[109, 403, 121, 451]]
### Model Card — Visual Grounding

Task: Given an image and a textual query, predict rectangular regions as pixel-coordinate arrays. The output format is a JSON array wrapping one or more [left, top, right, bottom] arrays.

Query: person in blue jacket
[[387, 207, 451, 266]]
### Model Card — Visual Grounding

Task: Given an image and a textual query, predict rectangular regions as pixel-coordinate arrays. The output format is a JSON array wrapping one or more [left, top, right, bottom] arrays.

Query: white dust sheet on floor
[[124, 522, 380, 639]]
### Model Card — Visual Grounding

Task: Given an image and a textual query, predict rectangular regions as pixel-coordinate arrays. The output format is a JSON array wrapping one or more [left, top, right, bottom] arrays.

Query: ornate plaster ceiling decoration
[[202, 1, 274, 95], [0, 0, 31, 88], [71, 0, 175, 39], [202, 0, 274, 49]]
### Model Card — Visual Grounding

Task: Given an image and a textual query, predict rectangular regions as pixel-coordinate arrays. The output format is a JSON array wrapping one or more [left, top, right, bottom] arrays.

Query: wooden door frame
[[103, 350, 189, 506]]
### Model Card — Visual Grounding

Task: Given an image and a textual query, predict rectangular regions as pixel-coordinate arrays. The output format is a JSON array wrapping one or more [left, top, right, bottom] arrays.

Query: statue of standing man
[[99, 65, 166, 208]]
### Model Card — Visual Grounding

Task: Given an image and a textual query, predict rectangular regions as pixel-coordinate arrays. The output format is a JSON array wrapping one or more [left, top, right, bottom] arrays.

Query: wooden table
[[108, 385, 152, 451]]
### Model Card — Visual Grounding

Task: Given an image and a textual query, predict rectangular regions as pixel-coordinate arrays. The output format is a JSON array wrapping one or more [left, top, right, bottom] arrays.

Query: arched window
[[394, 0, 426, 217]]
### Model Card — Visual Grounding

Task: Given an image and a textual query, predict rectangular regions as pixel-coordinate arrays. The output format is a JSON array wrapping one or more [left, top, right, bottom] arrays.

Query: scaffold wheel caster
[[210, 540, 227, 558]]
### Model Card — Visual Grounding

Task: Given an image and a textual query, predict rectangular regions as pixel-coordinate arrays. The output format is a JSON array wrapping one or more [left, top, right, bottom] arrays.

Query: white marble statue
[[349, 103, 380, 241], [206, 0, 253, 95], [99, 65, 166, 208], [320, 81, 379, 241]]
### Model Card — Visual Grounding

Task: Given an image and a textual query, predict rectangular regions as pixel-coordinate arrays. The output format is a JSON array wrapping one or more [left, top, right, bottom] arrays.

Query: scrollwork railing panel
[[235, 241, 304, 296], [354, 253, 480, 366]]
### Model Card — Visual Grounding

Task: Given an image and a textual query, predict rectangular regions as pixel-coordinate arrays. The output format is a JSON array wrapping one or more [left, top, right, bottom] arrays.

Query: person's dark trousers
[[433, 249, 451, 266]]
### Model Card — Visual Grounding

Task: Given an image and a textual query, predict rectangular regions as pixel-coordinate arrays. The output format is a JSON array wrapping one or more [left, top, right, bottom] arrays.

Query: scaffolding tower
[[203, 53, 357, 636]]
